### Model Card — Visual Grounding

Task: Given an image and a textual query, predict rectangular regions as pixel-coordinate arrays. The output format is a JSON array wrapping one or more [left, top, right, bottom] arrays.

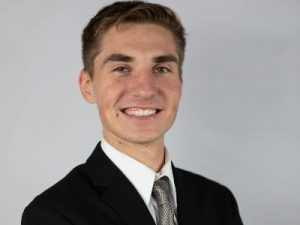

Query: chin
[[120, 133, 164, 145]]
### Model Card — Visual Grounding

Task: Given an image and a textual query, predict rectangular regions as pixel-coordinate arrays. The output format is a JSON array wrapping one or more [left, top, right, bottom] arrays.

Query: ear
[[79, 70, 96, 103]]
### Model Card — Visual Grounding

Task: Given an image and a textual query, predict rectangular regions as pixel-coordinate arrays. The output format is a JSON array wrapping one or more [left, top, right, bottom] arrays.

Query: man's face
[[80, 24, 182, 147]]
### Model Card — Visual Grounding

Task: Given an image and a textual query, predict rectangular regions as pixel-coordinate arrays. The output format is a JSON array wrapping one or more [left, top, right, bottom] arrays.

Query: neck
[[103, 132, 165, 172]]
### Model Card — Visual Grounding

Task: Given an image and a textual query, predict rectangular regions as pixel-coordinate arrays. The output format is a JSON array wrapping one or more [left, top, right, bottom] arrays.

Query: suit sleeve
[[22, 206, 74, 225]]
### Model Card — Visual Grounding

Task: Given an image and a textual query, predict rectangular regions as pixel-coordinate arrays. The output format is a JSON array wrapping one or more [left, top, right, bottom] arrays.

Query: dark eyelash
[[155, 67, 170, 73], [113, 66, 129, 72]]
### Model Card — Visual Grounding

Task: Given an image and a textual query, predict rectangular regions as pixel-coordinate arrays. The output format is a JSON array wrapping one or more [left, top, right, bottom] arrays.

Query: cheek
[[96, 84, 124, 118], [162, 81, 182, 113], [169, 82, 182, 104]]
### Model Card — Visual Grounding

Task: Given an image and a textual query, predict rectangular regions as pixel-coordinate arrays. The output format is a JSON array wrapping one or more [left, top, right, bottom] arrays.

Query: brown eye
[[154, 67, 170, 74], [113, 66, 130, 73]]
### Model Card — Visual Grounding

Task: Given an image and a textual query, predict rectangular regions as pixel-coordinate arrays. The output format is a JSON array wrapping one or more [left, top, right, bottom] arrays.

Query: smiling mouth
[[121, 108, 161, 117]]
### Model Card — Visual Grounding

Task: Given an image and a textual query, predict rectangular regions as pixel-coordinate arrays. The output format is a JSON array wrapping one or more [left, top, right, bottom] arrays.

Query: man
[[22, 1, 243, 225]]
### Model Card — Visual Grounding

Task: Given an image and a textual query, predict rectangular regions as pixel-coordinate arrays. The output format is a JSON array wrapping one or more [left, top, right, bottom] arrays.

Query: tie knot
[[152, 176, 172, 206], [152, 176, 175, 225]]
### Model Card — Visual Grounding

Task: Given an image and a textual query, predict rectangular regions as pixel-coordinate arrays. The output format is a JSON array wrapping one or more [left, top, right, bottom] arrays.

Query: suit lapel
[[85, 143, 156, 225], [173, 166, 203, 225], [102, 169, 156, 225]]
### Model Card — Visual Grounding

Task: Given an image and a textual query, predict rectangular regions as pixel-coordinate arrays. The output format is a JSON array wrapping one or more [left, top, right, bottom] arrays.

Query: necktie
[[152, 176, 175, 225]]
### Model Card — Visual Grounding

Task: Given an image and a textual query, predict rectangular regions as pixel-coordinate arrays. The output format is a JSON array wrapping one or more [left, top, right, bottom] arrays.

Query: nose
[[131, 70, 157, 98]]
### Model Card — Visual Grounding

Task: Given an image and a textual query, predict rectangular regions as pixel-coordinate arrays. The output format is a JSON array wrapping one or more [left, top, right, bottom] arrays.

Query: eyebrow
[[153, 55, 178, 64], [103, 53, 178, 65], [103, 54, 133, 64]]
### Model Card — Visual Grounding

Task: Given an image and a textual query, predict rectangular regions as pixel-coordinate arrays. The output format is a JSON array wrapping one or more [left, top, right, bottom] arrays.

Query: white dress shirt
[[101, 139, 178, 224]]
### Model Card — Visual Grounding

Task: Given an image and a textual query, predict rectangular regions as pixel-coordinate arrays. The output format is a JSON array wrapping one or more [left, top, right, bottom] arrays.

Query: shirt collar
[[101, 138, 176, 207], [154, 150, 177, 205]]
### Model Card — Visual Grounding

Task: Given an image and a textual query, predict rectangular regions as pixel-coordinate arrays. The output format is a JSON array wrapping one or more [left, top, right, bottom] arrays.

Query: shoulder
[[174, 168, 243, 224], [26, 164, 92, 207], [175, 167, 230, 189], [22, 164, 102, 224], [174, 167, 239, 206]]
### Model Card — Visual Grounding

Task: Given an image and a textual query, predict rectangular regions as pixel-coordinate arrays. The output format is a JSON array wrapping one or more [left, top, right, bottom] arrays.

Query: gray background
[[1, 0, 299, 224]]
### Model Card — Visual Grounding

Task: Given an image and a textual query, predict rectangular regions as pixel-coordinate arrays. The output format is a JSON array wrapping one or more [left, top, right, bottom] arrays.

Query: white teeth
[[123, 108, 157, 117]]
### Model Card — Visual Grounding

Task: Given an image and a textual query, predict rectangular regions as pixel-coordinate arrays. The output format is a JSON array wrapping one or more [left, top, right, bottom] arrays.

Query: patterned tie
[[152, 176, 175, 225]]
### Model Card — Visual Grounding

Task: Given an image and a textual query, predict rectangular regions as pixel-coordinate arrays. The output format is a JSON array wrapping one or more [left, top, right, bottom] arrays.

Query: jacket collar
[[173, 165, 203, 225], [85, 142, 156, 225]]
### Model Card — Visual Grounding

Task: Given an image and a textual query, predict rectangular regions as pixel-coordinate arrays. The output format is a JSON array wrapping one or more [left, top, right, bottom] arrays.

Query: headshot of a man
[[22, 1, 243, 225]]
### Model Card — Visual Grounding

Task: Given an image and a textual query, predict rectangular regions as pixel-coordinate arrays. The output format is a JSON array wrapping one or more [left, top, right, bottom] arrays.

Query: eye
[[113, 66, 130, 73], [153, 66, 171, 74]]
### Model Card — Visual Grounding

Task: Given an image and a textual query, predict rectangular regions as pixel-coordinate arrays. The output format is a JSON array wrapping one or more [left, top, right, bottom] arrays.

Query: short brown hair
[[81, 1, 186, 79]]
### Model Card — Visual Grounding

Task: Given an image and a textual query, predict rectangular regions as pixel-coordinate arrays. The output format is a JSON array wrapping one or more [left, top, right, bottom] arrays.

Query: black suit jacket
[[22, 142, 243, 225]]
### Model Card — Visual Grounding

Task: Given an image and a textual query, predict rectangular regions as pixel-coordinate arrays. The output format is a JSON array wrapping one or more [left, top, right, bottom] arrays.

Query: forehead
[[98, 23, 178, 59]]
